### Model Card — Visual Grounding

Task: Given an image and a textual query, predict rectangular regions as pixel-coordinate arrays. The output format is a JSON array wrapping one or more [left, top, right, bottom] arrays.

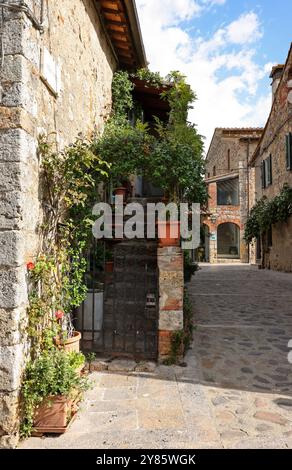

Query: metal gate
[[76, 240, 159, 360]]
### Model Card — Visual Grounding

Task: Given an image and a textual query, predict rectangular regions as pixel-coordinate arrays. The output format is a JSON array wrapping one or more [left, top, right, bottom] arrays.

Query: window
[[286, 133, 292, 170], [227, 149, 231, 171], [213, 166, 216, 176], [217, 177, 239, 205], [261, 155, 272, 188]]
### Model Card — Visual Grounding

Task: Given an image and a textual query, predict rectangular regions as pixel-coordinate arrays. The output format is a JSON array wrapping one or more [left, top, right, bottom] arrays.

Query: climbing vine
[[26, 136, 110, 357], [244, 184, 292, 243], [97, 68, 207, 204]]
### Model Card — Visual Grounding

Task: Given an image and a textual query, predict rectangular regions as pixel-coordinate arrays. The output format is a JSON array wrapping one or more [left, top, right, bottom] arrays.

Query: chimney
[[270, 64, 285, 102]]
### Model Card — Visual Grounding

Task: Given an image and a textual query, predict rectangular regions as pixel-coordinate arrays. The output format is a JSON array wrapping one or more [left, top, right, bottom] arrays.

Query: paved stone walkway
[[20, 265, 292, 449]]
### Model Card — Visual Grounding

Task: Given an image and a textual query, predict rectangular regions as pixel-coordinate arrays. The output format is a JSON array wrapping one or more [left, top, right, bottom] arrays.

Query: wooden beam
[[105, 19, 128, 27], [114, 42, 132, 51], [109, 32, 129, 42], [100, 1, 119, 11]]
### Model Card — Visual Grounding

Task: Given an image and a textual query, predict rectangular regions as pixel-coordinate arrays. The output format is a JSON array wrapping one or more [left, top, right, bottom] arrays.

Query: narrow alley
[[20, 265, 292, 449]]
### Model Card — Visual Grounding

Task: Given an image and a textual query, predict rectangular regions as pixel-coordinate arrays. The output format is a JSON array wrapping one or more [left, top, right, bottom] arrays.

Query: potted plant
[[157, 208, 181, 247], [21, 349, 89, 437], [54, 310, 82, 353], [105, 249, 114, 273]]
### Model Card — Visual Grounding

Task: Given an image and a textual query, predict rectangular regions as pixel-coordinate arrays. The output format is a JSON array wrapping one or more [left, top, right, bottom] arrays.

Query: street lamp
[[210, 213, 217, 224]]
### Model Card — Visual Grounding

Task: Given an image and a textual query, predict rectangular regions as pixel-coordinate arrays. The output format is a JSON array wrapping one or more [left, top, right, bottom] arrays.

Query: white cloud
[[136, 1, 271, 149], [226, 12, 263, 44]]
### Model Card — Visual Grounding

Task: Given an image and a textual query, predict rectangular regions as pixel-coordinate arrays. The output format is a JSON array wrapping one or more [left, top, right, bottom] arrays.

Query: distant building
[[202, 128, 263, 264], [250, 43, 292, 272]]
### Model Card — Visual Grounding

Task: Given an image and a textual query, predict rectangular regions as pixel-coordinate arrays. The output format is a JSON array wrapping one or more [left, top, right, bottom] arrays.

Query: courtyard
[[20, 265, 292, 449]]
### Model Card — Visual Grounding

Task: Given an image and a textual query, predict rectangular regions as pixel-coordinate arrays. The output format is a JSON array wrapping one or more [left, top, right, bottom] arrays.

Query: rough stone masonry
[[0, 0, 116, 448]]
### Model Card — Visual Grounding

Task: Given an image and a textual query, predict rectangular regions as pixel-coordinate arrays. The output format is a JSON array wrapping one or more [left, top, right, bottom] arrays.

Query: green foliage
[[244, 185, 292, 243], [112, 70, 134, 118], [103, 68, 206, 204], [162, 71, 196, 125], [20, 349, 88, 438], [146, 120, 207, 203], [184, 252, 199, 282], [33, 136, 110, 346], [163, 290, 194, 366], [183, 289, 194, 351], [132, 68, 165, 88], [163, 330, 184, 366], [93, 118, 153, 186]]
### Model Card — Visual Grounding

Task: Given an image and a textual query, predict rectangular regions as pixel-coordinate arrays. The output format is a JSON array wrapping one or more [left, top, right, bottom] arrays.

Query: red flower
[[55, 310, 64, 320], [26, 262, 35, 271]]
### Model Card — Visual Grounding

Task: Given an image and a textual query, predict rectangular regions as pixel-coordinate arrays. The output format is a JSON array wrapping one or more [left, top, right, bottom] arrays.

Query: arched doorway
[[217, 223, 240, 259]]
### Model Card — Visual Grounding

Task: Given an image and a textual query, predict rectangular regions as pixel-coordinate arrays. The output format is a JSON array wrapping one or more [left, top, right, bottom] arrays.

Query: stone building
[[0, 0, 148, 448], [202, 128, 263, 264], [250, 44, 292, 272]]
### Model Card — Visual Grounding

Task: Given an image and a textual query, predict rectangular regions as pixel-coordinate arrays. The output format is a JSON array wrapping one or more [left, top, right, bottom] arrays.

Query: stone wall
[[252, 49, 292, 272], [157, 247, 184, 361], [265, 217, 292, 272], [0, 0, 116, 447]]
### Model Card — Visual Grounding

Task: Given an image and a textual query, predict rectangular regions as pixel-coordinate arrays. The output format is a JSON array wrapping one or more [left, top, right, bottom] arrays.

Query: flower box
[[33, 392, 81, 435]]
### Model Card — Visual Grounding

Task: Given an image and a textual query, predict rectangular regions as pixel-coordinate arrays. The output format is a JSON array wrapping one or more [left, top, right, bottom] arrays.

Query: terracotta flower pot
[[105, 261, 114, 273], [158, 221, 180, 247], [58, 331, 81, 353], [114, 187, 127, 199], [33, 394, 80, 434]]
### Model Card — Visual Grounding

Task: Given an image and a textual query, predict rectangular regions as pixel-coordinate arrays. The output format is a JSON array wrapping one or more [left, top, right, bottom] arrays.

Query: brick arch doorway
[[217, 222, 240, 259]]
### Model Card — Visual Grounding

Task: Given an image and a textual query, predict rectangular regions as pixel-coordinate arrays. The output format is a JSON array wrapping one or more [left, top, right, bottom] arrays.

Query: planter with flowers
[[21, 349, 88, 437]]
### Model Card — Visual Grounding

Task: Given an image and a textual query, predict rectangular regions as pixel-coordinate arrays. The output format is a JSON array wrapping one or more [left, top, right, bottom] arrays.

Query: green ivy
[[96, 68, 207, 204], [244, 185, 292, 243]]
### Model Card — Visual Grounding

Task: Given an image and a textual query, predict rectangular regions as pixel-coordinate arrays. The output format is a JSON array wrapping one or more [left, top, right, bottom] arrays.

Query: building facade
[[0, 0, 146, 448], [202, 128, 263, 264], [250, 44, 292, 272]]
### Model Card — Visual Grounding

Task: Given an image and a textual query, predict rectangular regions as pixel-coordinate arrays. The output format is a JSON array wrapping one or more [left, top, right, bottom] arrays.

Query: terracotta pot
[[114, 187, 127, 198], [62, 331, 81, 353], [158, 221, 180, 247], [33, 394, 80, 434], [105, 261, 114, 273]]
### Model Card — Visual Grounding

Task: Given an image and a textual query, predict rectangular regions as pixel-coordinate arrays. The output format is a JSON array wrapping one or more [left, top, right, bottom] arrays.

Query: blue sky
[[136, 0, 292, 148]]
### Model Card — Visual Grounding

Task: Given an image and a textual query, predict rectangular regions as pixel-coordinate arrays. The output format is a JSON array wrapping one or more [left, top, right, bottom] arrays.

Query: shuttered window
[[261, 161, 266, 189], [286, 133, 292, 170], [266, 154, 272, 186], [261, 155, 272, 188]]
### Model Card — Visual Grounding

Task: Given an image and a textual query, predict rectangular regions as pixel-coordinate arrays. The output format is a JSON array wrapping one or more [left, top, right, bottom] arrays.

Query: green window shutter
[[286, 135, 290, 170], [261, 161, 266, 189], [287, 133, 292, 170], [268, 154, 272, 185]]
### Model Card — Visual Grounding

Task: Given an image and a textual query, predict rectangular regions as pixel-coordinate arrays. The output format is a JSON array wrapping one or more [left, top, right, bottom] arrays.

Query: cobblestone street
[[20, 265, 292, 449]]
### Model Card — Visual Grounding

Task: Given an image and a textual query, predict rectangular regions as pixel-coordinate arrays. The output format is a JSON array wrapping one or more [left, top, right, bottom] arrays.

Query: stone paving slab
[[19, 265, 292, 449]]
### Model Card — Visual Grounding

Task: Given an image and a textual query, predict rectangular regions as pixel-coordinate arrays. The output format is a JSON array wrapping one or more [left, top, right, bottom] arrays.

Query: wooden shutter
[[286, 133, 292, 170], [267, 155, 272, 186], [261, 161, 266, 189]]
